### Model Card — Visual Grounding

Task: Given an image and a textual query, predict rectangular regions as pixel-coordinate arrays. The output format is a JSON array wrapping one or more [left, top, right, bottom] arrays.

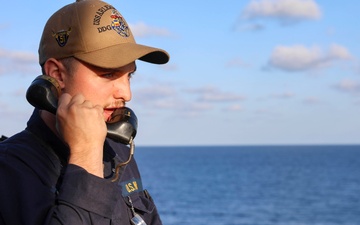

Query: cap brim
[[74, 43, 169, 69]]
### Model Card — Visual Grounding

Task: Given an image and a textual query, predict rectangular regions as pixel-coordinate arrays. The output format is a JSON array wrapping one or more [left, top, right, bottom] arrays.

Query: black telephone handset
[[26, 75, 137, 181]]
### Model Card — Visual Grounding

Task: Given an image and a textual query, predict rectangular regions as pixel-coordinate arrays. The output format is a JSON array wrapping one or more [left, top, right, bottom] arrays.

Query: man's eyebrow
[[96, 66, 135, 75], [113, 65, 137, 73], [84, 61, 137, 74]]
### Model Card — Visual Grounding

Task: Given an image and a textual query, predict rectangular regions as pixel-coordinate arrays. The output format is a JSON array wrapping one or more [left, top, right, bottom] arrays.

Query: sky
[[0, 0, 359, 146]]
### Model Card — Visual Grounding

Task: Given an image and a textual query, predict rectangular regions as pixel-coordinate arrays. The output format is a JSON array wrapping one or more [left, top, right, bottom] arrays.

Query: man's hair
[[41, 57, 77, 75], [59, 57, 77, 75]]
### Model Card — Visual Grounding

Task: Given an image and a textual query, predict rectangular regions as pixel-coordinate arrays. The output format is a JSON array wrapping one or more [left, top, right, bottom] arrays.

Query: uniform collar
[[26, 109, 69, 165]]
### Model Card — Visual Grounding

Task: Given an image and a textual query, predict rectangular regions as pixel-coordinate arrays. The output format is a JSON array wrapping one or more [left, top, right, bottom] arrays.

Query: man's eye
[[101, 73, 114, 78]]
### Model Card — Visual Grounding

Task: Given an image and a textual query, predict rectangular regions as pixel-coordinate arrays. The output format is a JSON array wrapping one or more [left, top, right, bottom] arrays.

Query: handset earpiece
[[26, 75, 60, 115]]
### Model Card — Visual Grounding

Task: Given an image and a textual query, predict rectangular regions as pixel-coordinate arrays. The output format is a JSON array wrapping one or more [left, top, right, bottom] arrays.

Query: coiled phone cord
[[111, 138, 135, 182]]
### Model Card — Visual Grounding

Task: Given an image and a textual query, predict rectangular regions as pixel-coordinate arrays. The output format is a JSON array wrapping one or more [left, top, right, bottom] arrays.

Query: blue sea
[[135, 145, 360, 225]]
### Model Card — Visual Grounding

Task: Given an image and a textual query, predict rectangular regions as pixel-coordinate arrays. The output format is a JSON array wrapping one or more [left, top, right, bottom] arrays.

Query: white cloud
[[234, 23, 265, 32], [198, 92, 245, 102], [328, 44, 352, 60], [303, 96, 321, 105], [226, 57, 251, 68], [334, 79, 360, 94], [184, 86, 246, 103], [225, 104, 243, 112], [161, 63, 178, 71], [131, 83, 217, 119], [271, 91, 295, 99], [268, 44, 352, 72], [129, 22, 172, 38], [133, 84, 246, 117], [242, 0, 321, 22], [0, 48, 37, 63], [174, 101, 214, 118], [185, 102, 213, 111], [133, 84, 177, 108], [0, 48, 38, 76]]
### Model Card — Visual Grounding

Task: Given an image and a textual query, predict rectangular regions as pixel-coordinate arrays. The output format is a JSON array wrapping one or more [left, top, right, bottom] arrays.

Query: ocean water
[[135, 145, 360, 225]]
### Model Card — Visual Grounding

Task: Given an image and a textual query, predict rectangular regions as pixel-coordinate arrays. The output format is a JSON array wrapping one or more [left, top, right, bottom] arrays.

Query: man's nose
[[113, 77, 132, 102]]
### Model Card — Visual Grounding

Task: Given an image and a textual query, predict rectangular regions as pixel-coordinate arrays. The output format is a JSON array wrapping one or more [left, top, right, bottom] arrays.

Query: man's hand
[[56, 93, 107, 178]]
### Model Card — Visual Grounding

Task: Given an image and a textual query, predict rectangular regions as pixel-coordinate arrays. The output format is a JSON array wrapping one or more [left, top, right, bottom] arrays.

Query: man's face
[[61, 59, 136, 121]]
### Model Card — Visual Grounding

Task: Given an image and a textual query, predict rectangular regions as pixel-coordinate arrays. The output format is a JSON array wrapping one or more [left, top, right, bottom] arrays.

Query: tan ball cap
[[39, 0, 169, 68]]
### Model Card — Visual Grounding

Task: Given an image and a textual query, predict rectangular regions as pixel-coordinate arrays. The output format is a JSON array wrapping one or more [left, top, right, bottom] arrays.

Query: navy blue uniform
[[0, 109, 162, 225]]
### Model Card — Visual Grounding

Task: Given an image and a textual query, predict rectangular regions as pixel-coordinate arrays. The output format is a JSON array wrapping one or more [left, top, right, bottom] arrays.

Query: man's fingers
[[58, 93, 91, 111], [57, 93, 72, 108], [58, 93, 104, 119]]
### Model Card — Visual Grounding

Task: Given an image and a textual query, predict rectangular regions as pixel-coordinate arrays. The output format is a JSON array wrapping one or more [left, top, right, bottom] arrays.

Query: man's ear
[[43, 58, 66, 88]]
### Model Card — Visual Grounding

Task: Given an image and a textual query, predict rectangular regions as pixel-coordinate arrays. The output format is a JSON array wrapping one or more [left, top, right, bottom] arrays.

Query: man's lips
[[104, 108, 117, 121], [104, 102, 125, 120]]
